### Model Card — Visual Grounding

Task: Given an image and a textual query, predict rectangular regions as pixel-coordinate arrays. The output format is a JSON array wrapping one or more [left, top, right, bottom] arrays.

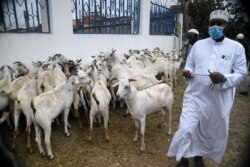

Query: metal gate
[[150, 2, 177, 35]]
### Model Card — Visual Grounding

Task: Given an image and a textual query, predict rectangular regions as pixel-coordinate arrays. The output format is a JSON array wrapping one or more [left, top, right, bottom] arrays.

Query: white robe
[[167, 37, 247, 164]]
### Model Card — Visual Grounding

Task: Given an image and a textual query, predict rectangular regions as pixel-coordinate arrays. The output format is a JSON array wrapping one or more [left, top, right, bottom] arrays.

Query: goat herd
[[0, 48, 183, 161]]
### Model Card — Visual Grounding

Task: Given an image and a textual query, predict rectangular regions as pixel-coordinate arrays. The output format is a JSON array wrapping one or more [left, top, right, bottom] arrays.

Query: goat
[[12, 78, 37, 153], [104, 49, 163, 110], [12, 61, 30, 78], [0, 65, 14, 128], [114, 78, 173, 152], [32, 73, 91, 160], [88, 65, 111, 141]]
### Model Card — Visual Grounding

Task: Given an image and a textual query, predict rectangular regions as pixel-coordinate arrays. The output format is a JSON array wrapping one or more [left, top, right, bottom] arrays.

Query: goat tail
[[30, 99, 42, 129], [92, 93, 100, 107], [31, 99, 36, 116], [158, 79, 165, 84]]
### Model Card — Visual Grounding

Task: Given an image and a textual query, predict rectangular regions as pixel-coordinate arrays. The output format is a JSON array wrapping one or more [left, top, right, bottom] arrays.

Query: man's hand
[[182, 70, 193, 78], [208, 70, 226, 84]]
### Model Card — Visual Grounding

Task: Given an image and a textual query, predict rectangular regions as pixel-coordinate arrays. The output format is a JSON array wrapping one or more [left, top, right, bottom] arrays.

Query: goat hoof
[[11, 144, 15, 150], [29, 148, 34, 154], [88, 136, 92, 141], [133, 137, 138, 142], [157, 124, 162, 129], [167, 131, 171, 135], [140, 147, 145, 152], [65, 133, 70, 137], [48, 155, 54, 160], [40, 152, 45, 157], [8, 125, 13, 130], [106, 137, 110, 142]]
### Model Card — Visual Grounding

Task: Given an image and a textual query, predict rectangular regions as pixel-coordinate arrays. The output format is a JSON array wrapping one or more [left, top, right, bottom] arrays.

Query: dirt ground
[[1, 70, 250, 167]]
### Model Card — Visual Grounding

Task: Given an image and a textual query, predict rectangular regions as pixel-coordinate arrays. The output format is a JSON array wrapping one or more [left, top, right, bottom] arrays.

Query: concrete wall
[[0, 0, 182, 69]]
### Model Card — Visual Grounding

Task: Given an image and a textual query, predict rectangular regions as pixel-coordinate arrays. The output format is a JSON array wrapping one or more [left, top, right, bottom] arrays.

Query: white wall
[[0, 0, 181, 69]]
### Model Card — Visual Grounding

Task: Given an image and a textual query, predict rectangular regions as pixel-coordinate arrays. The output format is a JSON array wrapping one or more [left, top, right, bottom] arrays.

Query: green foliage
[[224, 0, 249, 41], [186, 0, 249, 42]]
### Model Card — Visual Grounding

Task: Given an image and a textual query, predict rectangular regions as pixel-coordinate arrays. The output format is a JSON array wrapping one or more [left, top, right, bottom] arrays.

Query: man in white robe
[[167, 9, 247, 167]]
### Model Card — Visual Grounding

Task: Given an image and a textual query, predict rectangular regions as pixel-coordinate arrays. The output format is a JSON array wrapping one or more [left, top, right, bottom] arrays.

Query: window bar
[[74, 0, 78, 32], [115, 0, 116, 33], [30, 3, 35, 28], [158, 12, 160, 34], [160, 6, 162, 34], [163, 8, 165, 34], [118, 0, 120, 33], [109, 0, 111, 33], [122, 0, 124, 33], [79, 9, 81, 32], [119, 0, 123, 34], [138, 0, 141, 34], [6, 0, 11, 28], [82, 0, 84, 33], [134, 0, 138, 34], [129, 0, 132, 34], [24, 0, 30, 30], [126, 0, 129, 34], [114, 0, 116, 33], [104, 0, 107, 33], [35, 0, 40, 29], [94, 0, 96, 33], [131, 0, 134, 34], [150, 3, 152, 34], [0, 1, 7, 31], [45, 0, 50, 33], [99, 0, 102, 33], [11, 0, 19, 30], [88, 0, 90, 33]]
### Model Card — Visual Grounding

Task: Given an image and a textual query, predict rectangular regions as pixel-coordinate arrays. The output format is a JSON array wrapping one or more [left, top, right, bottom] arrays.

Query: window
[[0, 0, 50, 33], [150, 2, 178, 36], [71, 0, 140, 34]]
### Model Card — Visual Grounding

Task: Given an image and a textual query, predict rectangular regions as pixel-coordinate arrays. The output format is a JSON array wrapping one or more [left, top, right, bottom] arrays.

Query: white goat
[[0, 65, 14, 127], [104, 49, 163, 110], [88, 64, 111, 141], [32, 73, 91, 160], [115, 78, 173, 152], [12, 78, 37, 152], [12, 61, 30, 78]]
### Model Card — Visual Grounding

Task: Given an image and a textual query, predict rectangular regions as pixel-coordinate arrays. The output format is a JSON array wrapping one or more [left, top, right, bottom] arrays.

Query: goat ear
[[128, 79, 137, 82], [111, 82, 119, 88], [86, 66, 93, 75]]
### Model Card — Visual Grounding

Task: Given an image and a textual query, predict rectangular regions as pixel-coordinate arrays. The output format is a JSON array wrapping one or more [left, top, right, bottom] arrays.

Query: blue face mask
[[208, 26, 224, 40]]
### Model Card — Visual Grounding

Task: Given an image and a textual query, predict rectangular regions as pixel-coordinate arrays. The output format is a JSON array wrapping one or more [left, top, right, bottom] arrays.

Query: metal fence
[[0, 0, 50, 33], [71, 0, 140, 34], [150, 2, 177, 35]]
